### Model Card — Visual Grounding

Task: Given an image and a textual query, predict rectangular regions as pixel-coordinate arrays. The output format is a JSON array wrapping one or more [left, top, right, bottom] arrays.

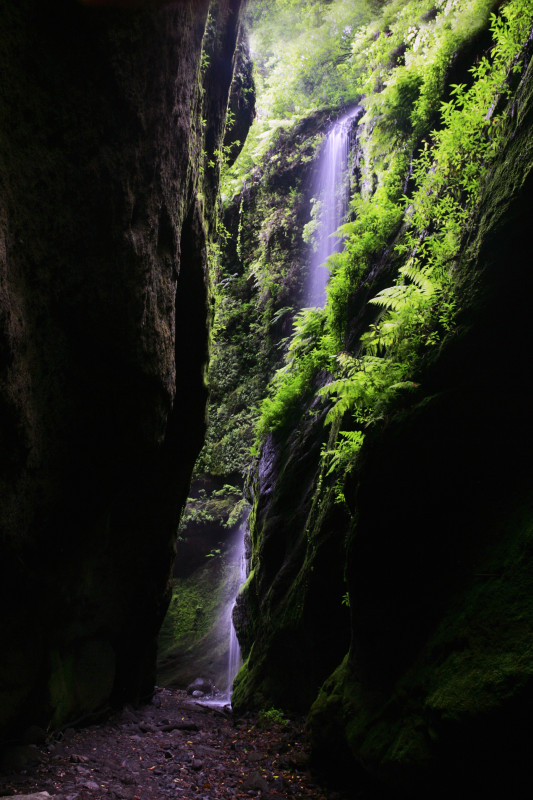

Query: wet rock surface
[[185, 679, 216, 697], [0, 689, 356, 800]]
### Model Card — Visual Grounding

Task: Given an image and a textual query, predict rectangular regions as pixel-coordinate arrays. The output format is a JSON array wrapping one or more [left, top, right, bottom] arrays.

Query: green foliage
[[179, 485, 244, 532], [257, 706, 289, 727], [326, 190, 405, 346], [201, 118, 327, 477], [160, 577, 216, 649], [223, 0, 379, 197], [322, 0, 533, 486], [256, 307, 331, 437], [255, 0, 533, 498]]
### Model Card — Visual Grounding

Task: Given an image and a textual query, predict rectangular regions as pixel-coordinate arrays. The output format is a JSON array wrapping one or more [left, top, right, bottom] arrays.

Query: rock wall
[[196, 109, 334, 479], [234, 22, 533, 800], [307, 48, 533, 796], [0, 0, 243, 742]]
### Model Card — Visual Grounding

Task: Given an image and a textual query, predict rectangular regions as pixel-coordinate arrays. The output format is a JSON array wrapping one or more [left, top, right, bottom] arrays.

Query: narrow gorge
[[2, 1, 533, 799]]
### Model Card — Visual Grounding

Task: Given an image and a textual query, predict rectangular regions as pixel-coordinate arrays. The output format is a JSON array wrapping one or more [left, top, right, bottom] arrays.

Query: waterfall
[[305, 106, 363, 308], [226, 535, 247, 695], [220, 513, 249, 700]]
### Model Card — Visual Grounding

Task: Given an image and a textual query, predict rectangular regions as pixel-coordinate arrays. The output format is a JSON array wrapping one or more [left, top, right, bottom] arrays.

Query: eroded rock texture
[[0, 0, 243, 741], [235, 27, 533, 800]]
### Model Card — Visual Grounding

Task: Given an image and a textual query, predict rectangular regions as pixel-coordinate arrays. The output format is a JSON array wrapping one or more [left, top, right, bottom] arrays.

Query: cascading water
[[226, 534, 247, 696], [194, 514, 248, 708], [305, 106, 363, 308], [198, 110, 361, 707], [213, 512, 249, 703]]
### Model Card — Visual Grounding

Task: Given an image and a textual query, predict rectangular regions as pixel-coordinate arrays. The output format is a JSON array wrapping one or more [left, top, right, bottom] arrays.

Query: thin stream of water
[[208, 513, 249, 706], [226, 542, 247, 695], [305, 106, 363, 308]]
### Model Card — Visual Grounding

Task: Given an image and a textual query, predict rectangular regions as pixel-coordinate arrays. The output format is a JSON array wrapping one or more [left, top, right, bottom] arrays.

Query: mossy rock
[[307, 47, 533, 796]]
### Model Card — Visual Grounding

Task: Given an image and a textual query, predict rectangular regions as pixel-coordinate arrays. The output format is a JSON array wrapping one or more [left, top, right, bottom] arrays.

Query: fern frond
[[361, 320, 399, 355], [368, 284, 413, 312], [336, 221, 358, 237], [334, 351, 359, 376], [399, 262, 436, 295], [389, 381, 420, 391]]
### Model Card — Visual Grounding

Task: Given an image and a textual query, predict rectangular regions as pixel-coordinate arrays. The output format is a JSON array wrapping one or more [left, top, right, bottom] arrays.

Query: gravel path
[[0, 688, 354, 800]]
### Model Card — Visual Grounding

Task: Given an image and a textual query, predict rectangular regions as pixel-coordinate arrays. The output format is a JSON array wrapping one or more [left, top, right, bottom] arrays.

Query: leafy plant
[[257, 706, 289, 727], [254, 0, 533, 500]]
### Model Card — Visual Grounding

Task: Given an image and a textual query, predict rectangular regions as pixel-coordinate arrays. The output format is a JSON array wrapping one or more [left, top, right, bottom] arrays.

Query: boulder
[[186, 678, 215, 696]]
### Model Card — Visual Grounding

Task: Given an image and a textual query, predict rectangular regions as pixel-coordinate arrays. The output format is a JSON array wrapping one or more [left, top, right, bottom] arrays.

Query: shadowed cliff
[[0, 0, 244, 742]]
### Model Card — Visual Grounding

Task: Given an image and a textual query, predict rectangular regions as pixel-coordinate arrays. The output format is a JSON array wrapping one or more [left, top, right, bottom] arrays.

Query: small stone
[[178, 721, 200, 731], [70, 754, 89, 763], [192, 758, 204, 770], [192, 690, 205, 698], [75, 766, 91, 776], [243, 771, 270, 793], [139, 723, 155, 733], [246, 751, 264, 763], [289, 751, 308, 770], [186, 678, 214, 696], [82, 780, 100, 790], [0, 794, 52, 800]]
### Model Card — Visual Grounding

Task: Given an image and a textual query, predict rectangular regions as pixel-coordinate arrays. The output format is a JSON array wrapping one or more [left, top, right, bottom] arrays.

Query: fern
[[399, 262, 437, 296], [255, 0, 533, 475], [368, 283, 416, 312]]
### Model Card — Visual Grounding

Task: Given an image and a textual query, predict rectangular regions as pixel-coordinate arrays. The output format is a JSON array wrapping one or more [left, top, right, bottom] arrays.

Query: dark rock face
[[308, 52, 533, 796], [232, 400, 352, 712], [0, 0, 242, 742], [235, 26, 533, 800], [223, 32, 256, 167]]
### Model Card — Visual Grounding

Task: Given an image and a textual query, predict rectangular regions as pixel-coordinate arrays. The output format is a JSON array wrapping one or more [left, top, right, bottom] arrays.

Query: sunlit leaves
[[255, 0, 533, 502]]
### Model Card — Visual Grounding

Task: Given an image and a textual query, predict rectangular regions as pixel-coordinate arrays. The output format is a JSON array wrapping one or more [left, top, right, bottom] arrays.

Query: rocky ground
[[0, 688, 364, 800]]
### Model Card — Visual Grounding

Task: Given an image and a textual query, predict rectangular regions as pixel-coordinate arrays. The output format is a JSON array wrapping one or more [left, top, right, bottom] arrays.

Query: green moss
[[48, 652, 76, 727], [421, 507, 533, 727], [178, 484, 244, 531], [307, 503, 533, 789], [48, 641, 116, 728], [257, 706, 289, 727], [158, 558, 229, 657], [232, 652, 268, 711]]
